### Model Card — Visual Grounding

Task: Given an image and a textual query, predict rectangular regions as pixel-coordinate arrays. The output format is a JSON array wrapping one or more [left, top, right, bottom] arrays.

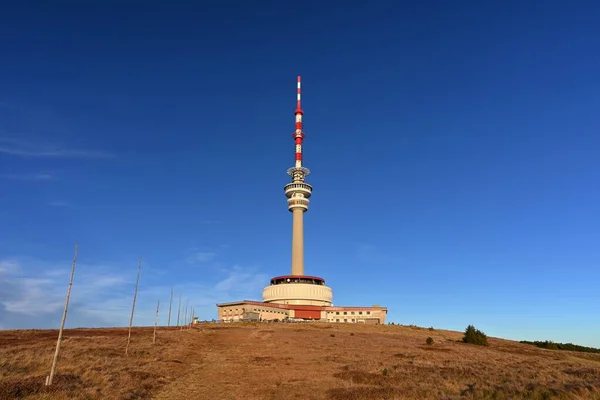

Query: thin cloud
[[48, 201, 71, 207], [0, 172, 55, 181], [0, 260, 20, 274], [136, 266, 268, 324], [212, 266, 268, 294], [184, 247, 218, 264], [194, 252, 217, 263], [0, 137, 114, 158], [0, 256, 268, 328], [43, 268, 69, 277], [0, 257, 133, 327]]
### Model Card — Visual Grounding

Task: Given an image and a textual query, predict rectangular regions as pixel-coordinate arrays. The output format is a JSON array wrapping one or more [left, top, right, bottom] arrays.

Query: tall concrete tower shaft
[[284, 76, 312, 276]]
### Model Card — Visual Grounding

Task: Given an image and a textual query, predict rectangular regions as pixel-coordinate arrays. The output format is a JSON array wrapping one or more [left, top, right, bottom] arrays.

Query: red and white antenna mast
[[288, 76, 310, 180], [294, 76, 306, 169]]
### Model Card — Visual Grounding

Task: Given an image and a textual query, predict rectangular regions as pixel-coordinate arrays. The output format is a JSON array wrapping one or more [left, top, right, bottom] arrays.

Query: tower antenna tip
[[296, 76, 302, 112]]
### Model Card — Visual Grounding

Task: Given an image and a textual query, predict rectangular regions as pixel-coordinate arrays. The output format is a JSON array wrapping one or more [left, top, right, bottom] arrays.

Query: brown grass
[[1, 323, 599, 399]]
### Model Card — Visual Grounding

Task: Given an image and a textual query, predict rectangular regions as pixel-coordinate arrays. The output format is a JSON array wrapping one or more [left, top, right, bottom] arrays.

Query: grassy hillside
[[1, 323, 599, 399]]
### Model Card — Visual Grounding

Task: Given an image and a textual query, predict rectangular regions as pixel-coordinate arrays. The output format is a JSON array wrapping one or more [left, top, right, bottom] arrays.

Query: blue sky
[[0, 1, 598, 347]]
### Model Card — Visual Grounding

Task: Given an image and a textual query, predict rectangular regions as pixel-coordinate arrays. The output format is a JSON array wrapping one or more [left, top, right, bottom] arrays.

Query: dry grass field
[[1, 323, 599, 400]]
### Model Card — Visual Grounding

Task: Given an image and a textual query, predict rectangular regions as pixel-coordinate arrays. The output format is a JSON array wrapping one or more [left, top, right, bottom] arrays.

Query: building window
[[359, 311, 363, 315], [351, 311, 355, 315], [351, 319, 355, 322], [336, 312, 339, 315], [366, 311, 371, 315], [344, 319, 347, 322], [336, 319, 339, 322], [343, 312, 347, 315]]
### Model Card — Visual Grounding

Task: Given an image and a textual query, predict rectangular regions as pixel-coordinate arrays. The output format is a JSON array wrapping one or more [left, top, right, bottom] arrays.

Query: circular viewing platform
[[284, 182, 312, 198], [287, 197, 310, 212], [263, 275, 332, 306], [269, 275, 325, 285]]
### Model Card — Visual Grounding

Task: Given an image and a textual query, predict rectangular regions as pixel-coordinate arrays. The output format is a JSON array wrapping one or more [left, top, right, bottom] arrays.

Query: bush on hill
[[462, 325, 488, 346]]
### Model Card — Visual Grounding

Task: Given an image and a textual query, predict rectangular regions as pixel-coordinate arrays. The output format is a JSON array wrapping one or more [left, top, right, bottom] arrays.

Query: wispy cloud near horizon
[[0, 172, 56, 181], [0, 256, 268, 329], [0, 137, 114, 159]]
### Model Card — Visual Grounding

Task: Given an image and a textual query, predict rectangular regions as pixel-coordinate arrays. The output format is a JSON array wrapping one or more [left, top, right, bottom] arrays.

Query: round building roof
[[269, 275, 325, 284]]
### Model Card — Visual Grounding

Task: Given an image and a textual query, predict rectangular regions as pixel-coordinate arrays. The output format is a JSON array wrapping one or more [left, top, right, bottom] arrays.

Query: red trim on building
[[294, 310, 322, 319]]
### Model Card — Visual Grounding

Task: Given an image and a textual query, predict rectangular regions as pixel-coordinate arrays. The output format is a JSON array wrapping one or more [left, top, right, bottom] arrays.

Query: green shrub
[[545, 341, 559, 350], [462, 325, 488, 346], [382, 368, 388, 376], [519, 340, 599, 353], [426, 337, 434, 345]]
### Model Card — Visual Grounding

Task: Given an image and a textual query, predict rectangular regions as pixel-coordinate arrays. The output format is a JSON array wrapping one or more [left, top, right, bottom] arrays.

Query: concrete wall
[[218, 303, 289, 322], [262, 283, 333, 306], [217, 302, 387, 324], [323, 308, 387, 324]]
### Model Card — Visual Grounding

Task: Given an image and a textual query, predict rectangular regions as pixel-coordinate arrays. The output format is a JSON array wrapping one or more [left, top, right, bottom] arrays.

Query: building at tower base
[[215, 77, 387, 324], [216, 300, 388, 324]]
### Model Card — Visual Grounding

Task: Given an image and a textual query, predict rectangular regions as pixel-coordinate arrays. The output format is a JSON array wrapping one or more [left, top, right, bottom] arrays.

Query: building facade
[[217, 300, 387, 324]]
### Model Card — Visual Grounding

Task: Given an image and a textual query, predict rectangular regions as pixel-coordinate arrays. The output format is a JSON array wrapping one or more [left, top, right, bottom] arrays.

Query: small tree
[[462, 325, 488, 346], [426, 337, 434, 345], [544, 341, 559, 350]]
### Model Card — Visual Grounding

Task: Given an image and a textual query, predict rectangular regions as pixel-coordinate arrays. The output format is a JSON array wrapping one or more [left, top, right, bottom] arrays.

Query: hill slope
[[1, 323, 599, 399]]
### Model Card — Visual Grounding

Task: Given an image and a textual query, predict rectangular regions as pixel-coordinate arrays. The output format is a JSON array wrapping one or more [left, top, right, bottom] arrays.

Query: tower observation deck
[[262, 76, 332, 307]]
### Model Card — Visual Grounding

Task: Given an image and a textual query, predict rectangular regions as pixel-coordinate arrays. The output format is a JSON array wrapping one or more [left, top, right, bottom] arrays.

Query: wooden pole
[[125, 256, 142, 355], [167, 287, 173, 327], [176, 293, 181, 327], [45, 243, 78, 386], [153, 299, 160, 344], [181, 298, 188, 330]]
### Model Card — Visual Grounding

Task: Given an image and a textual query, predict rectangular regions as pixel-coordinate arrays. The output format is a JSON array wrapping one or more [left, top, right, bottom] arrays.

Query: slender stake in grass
[[125, 256, 142, 355], [153, 299, 160, 344], [181, 298, 188, 331], [45, 243, 78, 386], [188, 306, 194, 330], [176, 293, 182, 326], [167, 287, 173, 327]]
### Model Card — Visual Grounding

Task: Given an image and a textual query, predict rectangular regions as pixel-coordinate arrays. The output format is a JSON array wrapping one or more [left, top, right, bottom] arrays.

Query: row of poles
[[45, 243, 196, 386]]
